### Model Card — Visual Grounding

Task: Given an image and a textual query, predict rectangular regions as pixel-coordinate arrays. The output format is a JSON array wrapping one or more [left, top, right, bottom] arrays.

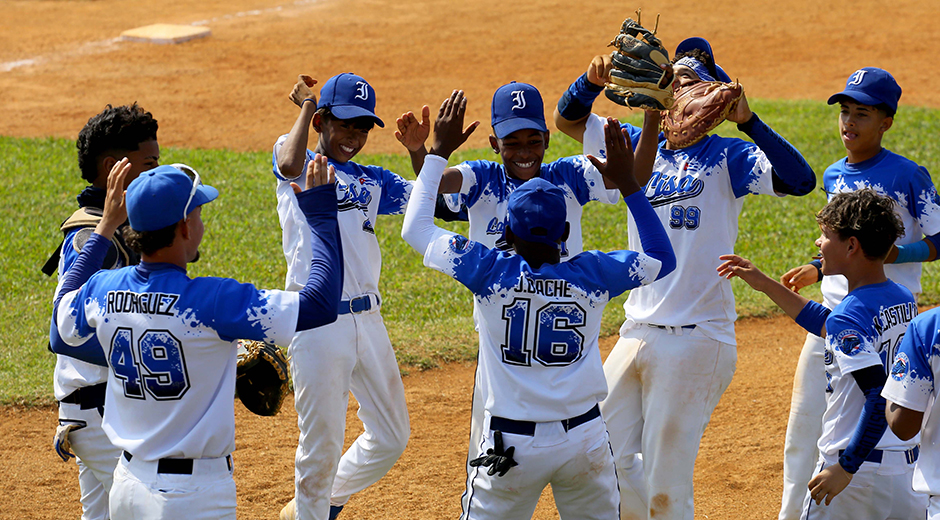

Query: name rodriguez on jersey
[[106, 290, 179, 316]]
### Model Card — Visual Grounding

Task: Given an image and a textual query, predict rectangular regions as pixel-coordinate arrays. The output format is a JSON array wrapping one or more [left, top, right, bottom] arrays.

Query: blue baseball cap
[[491, 82, 548, 139], [505, 178, 566, 248], [675, 37, 731, 83], [127, 164, 219, 232], [317, 73, 385, 128], [827, 67, 902, 116]]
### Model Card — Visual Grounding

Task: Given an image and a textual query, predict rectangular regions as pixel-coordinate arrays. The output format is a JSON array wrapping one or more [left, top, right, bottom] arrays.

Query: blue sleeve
[[737, 114, 816, 196], [49, 316, 107, 366], [295, 184, 343, 331], [556, 73, 604, 121], [625, 190, 675, 278], [376, 167, 413, 216], [445, 238, 502, 295], [839, 366, 888, 473], [795, 300, 831, 337], [53, 233, 112, 311]]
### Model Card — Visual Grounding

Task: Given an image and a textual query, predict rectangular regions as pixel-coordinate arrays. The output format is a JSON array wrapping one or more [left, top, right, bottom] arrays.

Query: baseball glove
[[661, 80, 744, 148], [604, 12, 675, 111], [236, 340, 290, 416]]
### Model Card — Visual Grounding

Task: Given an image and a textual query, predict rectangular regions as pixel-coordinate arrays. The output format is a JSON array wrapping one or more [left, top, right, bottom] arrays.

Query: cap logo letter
[[511, 90, 526, 111], [355, 81, 369, 101], [849, 70, 867, 86]]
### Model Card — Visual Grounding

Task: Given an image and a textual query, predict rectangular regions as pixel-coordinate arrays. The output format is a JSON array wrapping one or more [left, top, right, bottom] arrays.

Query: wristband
[[894, 241, 930, 264], [809, 259, 823, 282], [557, 73, 604, 121], [301, 98, 316, 107]]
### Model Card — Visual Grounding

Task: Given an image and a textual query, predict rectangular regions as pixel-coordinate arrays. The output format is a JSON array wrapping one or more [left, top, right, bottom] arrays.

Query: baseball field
[[3, 0, 940, 518]]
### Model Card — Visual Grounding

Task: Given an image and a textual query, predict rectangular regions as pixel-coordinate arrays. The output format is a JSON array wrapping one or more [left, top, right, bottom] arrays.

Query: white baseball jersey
[[820, 149, 940, 308], [54, 262, 299, 460], [883, 307, 940, 494], [818, 280, 918, 457], [272, 134, 412, 294], [583, 114, 779, 344], [450, 158, 618, 255]]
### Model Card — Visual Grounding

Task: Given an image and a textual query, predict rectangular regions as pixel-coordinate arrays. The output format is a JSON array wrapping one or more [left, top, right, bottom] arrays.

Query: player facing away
[[272, 73, 412, 520], [42, 103, 159, 520], [776, 67, 940, 520], [883, 307, 940, 519], [717, 189, 926, 520], [396, 81, 622, 517], [553, 36, 816, 519], [402, 91, 675, 519], [50, 159, 343, 519]]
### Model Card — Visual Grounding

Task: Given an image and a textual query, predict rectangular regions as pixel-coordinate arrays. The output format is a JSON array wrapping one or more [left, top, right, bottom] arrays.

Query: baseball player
[[272, 73, 412, 520], [402, 90, 675, 519], [883, 307, 940, 519], [776, 68, 940, 520], [718, 189, 926, 520], [554, 36, 817, 519], [50, 158, 343, 519], [43, 103, 159, 520]]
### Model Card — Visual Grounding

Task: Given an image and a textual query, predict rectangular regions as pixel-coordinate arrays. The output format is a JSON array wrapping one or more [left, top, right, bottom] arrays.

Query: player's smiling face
[[316, 115, 373, 164], [491, 129, 549, 181], [838, 101, 892, 163], [815, 225, 849, 276]]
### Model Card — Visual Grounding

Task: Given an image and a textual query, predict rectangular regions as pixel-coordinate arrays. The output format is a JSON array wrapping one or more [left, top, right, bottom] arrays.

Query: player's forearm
[[755, 275, 819, 324], [295, 184, 342, 331], [554, 73, 604, 143], [888, 234, 940, 264], [841, 368, 889, 474], [885, 401, 924, 441], [402, 155, 450, 254], [632, 111, 661, 188], [739, 114, 816, 196], [54, 233, 112, 311], [278, 106, 317, 179], [408, 146, 428, 176], [625, 191, 675, 279]]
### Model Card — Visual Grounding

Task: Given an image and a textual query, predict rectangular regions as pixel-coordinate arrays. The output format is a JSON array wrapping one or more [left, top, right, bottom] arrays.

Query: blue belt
[[338, 294, 380, 315], [490, 404, 601, 437], [838, 446, 919, 465]]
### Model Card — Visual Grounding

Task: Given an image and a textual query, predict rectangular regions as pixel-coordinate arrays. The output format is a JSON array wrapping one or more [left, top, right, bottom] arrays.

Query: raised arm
[[277, 75, 319, 180], [735, 109, 816, 196], [554, 55, 611, 143]]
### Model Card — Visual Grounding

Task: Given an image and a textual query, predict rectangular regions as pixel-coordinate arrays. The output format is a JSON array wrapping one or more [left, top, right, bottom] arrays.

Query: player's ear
[[880, 115, 894, 134], [312, 113, 323, 133], [489, 135, 500, 154], [543, 131, 550, 150]]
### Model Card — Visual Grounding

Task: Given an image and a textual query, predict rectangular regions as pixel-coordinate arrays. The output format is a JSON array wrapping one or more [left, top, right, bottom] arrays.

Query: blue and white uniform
[[272, 135, 412, 520], [782, 149, 940, 519], [449, 157, 617, 254], [799, 282, 925, 519], [403, 155, 674, 519], [883, 308, 940, 519]]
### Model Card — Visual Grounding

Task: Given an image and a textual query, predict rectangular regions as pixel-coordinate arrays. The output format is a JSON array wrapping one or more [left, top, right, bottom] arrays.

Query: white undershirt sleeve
[[402, 154, 453, 255]]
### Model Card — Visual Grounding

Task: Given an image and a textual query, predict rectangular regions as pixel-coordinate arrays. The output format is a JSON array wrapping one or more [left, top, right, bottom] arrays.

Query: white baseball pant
[[780, 333, 828, 520], [463, 409, 619, 519], [601, 324, 736, 520], [109, 451, 235, 520], [58, 400, 121, 520], [929, 495, 940, 519], [289, 306, 410, 520], [460, 362, 485, 519], [799, 450, 926, 520]]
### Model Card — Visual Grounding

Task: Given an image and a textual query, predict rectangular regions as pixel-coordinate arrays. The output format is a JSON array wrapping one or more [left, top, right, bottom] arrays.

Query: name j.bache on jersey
[[106, 290, 179, 316], [514, 276, 573, 298]]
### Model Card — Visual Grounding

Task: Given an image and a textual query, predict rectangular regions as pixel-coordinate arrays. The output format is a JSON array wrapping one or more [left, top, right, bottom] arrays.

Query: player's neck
[[846, 145, 883, 165], [142, 246, 190, 270], [844, 262, 888, 294]]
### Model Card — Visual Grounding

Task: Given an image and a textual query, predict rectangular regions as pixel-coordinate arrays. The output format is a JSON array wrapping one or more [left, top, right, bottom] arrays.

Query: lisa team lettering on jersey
[[820, 149, 940, 308], [272, 133, 412, 293], [53, 265, 299, 460], [819, 281, 919, 458], [582, 113, 778, 343], [448, 157, 617, 255], [883, 308, 940, 505]]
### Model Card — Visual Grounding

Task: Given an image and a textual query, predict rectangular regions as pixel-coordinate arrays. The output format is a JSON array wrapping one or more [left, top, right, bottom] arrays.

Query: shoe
[[279, 498, 295, 520], [329, 505, 344, 520]]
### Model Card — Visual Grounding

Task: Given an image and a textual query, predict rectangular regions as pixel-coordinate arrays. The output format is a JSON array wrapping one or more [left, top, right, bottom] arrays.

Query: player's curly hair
[[122, 222, 178, 256], [674, 49, 712, 65], [77, 103, 158, 183], [816, 189, 903, 259]]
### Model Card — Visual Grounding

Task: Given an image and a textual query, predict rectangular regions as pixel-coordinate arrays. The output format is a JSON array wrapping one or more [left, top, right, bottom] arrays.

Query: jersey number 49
[[110, 328, 191, 400]]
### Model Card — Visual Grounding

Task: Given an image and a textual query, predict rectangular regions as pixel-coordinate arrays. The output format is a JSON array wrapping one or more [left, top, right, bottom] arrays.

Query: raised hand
[[290, 74, 318, 109], [429, 90, 480, 160], [291, 153, 335, 193], [587, 54, 613, 87], [95, 157, 132, 238], [395, 105, 431, 152], [716, 254, 774, 292], [780, 263, 820, 293], [587, 117, 638, 195]]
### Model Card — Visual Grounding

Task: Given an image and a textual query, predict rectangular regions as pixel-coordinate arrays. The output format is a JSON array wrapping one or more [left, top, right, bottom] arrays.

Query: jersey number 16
[[501, 298, 586, 367]]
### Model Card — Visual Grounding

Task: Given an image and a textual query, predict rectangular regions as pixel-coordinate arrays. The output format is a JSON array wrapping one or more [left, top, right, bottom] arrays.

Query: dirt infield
[[3, 0, 938, 518]]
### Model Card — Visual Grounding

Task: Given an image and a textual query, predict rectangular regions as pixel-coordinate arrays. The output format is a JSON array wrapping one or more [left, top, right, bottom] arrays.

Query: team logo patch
[[355, 81, 369, 101], [890, 353, 910, 381], [835, 329, 867, 357], [511, 90, 526, 110], [449, 235, 472, 252]]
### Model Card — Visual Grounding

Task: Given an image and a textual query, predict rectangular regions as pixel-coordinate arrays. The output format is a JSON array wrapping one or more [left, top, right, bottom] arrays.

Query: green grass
[[3, 99, 939, 404]]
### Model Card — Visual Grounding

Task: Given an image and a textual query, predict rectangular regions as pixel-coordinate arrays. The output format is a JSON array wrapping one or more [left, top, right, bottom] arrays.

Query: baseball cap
[[491, 82, 548, 139], [127, 164, 219, 232], [675, 37, 732, 83], [505, 178, 567, 248], [317, 73, 385, 128], [827, 67, 902, 116]]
